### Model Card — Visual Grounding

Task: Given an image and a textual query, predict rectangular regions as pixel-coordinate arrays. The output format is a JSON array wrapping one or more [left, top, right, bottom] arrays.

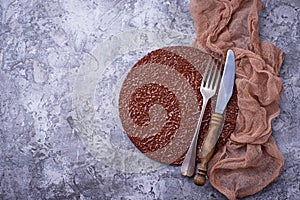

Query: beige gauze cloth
[[190, 0, 284, 199]]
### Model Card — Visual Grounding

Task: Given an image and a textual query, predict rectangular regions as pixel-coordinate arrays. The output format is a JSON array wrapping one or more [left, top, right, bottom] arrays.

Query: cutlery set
[[181, 49, 236, 186]]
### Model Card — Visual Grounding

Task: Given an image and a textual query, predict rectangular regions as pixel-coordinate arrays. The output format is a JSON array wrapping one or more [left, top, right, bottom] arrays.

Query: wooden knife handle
[[194, 113, 224, 186]]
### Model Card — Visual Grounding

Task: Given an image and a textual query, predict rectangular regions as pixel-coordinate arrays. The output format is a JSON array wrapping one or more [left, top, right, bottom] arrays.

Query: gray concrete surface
[[0, 0, 299, 199]]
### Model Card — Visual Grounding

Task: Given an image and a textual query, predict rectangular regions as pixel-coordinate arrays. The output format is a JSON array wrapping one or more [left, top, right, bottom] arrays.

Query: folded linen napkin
[[190, 0, 284, 199]]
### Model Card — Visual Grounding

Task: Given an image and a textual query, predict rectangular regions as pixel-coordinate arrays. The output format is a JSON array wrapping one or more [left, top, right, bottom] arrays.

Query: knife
[[194, 49, 235, 186]]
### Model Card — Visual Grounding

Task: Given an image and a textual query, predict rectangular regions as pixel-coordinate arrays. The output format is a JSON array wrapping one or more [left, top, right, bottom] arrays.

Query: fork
[[181, 53, 222, 177]]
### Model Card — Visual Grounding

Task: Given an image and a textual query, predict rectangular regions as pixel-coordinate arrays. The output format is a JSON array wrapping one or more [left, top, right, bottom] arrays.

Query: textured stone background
[[0, 0, 299, 199]]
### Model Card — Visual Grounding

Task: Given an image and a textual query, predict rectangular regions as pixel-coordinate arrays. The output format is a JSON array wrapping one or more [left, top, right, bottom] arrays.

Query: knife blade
[[215, 49, 235, 114], [194, 49, 236, 186]]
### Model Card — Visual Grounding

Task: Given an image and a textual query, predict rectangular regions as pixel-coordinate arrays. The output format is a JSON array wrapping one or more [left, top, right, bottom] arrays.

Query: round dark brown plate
[[119, 46, 238, 165]]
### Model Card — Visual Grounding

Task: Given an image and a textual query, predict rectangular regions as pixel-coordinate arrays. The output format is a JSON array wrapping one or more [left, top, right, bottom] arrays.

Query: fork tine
[[206, 63, 214, 88], [207, 52, 218, 89], [211, 53, 222, 89], [206, 52, 215, 88], [201, 56, 213, 87], [210, 64, 218, 89], [213, 53, 223, 90], [212, 68, 218, 89]]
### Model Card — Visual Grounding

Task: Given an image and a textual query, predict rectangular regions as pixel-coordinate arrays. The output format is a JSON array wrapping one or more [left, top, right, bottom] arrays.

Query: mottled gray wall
[[0, 0, 299, 199]]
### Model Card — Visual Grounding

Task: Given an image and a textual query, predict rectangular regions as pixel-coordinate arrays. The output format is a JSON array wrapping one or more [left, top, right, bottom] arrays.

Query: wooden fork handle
[[194, 113, 224, 186]]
